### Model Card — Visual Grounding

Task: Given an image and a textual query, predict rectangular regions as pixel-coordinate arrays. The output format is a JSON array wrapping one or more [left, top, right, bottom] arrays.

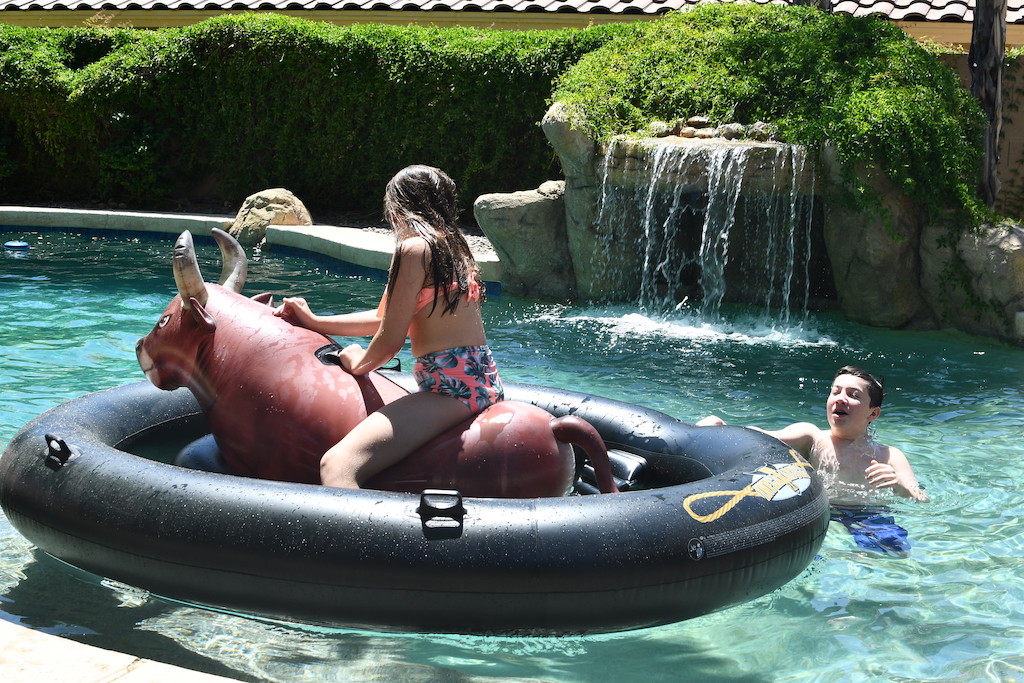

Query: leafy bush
[[0, 8, 989, 224], [0, 15, 624, 213], [552, 4, 987, 220], [0, 24, 144, 196]]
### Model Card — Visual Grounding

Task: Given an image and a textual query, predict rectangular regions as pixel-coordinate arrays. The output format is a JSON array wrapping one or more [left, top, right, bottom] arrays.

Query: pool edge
[[0, 205, 504, 283], [0, 617, 238, 681]]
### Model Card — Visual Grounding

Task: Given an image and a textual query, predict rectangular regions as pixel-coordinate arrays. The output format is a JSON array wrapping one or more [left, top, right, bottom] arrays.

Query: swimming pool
[[2, 228, 1023, 681]]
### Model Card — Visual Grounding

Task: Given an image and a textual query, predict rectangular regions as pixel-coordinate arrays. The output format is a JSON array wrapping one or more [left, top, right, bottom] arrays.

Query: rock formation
[[228, 188, 312, 246]]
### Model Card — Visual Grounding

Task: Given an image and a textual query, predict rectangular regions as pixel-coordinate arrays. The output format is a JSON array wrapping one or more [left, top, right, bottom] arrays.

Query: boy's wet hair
[[835, 365, 885, 408]]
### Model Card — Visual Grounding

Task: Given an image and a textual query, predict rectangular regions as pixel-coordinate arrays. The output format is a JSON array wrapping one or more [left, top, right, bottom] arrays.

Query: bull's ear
[[188, 297, 218, 333], [251, 292, 274, 306]]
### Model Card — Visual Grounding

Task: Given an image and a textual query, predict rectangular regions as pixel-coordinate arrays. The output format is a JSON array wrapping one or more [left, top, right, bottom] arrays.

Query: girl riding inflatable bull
[[136, 167, 616, 496], [275, 165, 505, 489]]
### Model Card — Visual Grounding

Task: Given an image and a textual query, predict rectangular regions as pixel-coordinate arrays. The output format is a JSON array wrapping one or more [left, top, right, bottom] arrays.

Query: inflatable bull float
[[136, 229, 616, 496]]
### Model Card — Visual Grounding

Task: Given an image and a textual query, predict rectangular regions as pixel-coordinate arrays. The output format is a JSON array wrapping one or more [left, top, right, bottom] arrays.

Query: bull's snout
[[135, 338, 158, 386]]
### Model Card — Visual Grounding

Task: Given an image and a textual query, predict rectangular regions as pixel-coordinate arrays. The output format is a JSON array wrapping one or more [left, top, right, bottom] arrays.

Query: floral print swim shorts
[[414, 345, 504, 414]]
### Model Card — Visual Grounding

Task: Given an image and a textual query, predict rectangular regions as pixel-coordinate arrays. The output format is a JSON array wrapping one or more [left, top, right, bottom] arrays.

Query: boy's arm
[[696, 417, 819, 462], [866, 447, 929, 501], [759, 422, 819, 462]]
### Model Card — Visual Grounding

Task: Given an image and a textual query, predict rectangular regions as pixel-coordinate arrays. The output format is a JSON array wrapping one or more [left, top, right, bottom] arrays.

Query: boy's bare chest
[[813, 435, 883, 477]]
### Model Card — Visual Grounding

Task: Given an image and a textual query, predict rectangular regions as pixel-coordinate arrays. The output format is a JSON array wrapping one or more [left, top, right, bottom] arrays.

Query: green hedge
[[552, 4, 987, 221], [0, 7, 988, 223], [0, 14, 623, 214]]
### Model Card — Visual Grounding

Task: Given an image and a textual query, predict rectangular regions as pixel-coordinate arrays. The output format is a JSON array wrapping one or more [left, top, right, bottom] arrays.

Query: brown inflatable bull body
[[135, 229, 616, 497]]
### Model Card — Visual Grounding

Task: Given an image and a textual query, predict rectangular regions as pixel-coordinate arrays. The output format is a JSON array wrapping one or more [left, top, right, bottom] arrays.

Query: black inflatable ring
[[0, 378, 829, 634]]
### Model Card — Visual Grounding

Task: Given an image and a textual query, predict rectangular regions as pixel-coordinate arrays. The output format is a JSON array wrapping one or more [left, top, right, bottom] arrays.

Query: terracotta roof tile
[[0, 0, 1022, 24]]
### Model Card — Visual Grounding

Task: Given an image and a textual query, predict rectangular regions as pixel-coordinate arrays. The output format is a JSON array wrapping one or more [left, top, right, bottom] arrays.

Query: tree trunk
[[970, 0, 1009, 208]]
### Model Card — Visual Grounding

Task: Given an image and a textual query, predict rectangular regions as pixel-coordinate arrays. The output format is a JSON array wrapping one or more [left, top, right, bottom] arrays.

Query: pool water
[[2, 229, 1023, 682]]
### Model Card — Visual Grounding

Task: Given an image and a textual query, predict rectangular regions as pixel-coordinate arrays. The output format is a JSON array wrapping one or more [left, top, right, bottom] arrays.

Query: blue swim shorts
[[830, 506, 911, 556]]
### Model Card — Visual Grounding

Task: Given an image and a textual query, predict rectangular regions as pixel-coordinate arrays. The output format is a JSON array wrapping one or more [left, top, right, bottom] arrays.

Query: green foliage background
[[0, 6, 987, 222], [0, 14, 621, 214], [553, 4, 987, 221]]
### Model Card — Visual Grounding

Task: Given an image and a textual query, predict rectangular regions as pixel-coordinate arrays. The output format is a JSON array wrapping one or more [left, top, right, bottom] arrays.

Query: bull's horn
[[172, 231, 208, 309], [212, 228, 247, 294]]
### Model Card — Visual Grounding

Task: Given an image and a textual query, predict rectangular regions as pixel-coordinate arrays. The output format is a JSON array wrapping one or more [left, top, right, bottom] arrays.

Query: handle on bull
[[316, 344, 401, 372]]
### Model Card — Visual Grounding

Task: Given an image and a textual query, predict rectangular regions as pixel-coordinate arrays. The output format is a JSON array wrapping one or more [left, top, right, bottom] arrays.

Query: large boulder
[[961, 223, 1024, 314], [542, 103, 618, 300], [822, 194, 933, 328], [474, 181, 576, 299], [921, 221, 1024, 339], [818, 148, 935, 329], [229, 188, 312, 246]]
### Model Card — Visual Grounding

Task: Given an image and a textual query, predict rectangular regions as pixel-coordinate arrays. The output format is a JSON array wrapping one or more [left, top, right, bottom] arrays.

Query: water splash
[[545, 306, 838, 349], [595, 140, 816, 327]]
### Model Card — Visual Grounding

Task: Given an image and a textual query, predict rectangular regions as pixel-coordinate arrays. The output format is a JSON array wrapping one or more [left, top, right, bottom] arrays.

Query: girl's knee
[[320, 445, 359, 489]]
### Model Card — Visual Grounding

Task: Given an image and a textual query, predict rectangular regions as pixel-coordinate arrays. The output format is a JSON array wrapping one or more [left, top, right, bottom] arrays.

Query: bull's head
[[136, 229, 247, 391]]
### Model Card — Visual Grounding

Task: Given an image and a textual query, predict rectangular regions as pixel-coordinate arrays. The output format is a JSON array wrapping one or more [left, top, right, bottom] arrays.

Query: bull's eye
[[157, 314, 172, 329]]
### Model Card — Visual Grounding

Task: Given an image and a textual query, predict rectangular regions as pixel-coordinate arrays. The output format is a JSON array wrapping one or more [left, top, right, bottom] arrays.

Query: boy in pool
[[697, 365, 927, 554]]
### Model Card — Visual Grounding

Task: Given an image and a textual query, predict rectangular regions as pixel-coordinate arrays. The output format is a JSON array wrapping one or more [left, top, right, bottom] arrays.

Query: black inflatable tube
[[0, 380, 829, 634]]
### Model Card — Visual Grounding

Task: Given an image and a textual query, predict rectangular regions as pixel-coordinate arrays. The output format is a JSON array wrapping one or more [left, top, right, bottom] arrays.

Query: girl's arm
[[274, 297, 382, 337], [341, 238, 429, 375]]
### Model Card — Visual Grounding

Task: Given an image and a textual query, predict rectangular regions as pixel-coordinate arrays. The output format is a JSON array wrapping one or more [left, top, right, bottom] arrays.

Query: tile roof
[[0, 0, 1021, 24], [0, 0, 676, 11]]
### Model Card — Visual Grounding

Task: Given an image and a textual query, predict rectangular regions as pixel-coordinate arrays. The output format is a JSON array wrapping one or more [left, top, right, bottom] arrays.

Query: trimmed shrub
[[0, 14, 624, 213]]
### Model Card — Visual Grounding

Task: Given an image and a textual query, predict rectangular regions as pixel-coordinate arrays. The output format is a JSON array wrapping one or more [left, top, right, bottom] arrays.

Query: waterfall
[[594, 139, 816, 325]]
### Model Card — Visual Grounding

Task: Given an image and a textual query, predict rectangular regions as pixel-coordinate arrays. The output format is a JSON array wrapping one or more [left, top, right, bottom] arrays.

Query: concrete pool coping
[[0, 618, 233, 682], [0, 205, 504, 283], [0, 204, 505, 681]]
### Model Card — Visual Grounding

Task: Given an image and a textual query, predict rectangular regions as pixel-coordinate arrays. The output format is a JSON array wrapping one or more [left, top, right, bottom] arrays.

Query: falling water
[[594, 140, 817, 326]]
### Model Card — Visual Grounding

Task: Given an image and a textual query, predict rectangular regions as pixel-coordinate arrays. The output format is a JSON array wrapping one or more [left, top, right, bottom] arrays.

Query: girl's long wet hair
[[384, 165, 479, 316]]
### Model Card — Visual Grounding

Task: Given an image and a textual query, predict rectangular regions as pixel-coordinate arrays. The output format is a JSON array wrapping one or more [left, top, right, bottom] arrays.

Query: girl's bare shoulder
[[397, 235, 431, 254]]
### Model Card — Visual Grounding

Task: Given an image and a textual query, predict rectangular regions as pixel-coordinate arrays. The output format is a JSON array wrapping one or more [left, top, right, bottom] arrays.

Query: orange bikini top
[[376, 276, 482, 318]]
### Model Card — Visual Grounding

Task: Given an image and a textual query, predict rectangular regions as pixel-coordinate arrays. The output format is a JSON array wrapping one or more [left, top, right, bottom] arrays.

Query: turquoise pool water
[[2, 229, 1023, 682]]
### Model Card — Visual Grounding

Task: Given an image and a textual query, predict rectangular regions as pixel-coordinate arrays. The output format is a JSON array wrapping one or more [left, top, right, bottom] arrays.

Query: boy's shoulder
[[877, 441, 908, 463], [784, 421, 827, 439]]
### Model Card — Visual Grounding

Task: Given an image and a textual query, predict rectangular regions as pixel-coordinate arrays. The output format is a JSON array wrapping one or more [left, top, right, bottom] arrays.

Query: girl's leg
[[320, 391, 473, 488]]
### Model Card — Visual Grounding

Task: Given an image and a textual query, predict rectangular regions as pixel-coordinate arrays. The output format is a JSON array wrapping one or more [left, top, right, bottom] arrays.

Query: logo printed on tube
[[682, 450, 813, 523], [749, 462, 811, 501]]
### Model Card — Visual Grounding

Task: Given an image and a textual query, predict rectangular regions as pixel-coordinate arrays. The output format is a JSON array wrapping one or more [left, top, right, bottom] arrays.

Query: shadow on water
[[1, 541, 773, 683], [1, 548, 255, 681]]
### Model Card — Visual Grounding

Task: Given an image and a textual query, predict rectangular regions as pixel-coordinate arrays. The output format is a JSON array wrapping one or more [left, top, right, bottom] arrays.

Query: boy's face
[[826, 374, 881, 436]]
